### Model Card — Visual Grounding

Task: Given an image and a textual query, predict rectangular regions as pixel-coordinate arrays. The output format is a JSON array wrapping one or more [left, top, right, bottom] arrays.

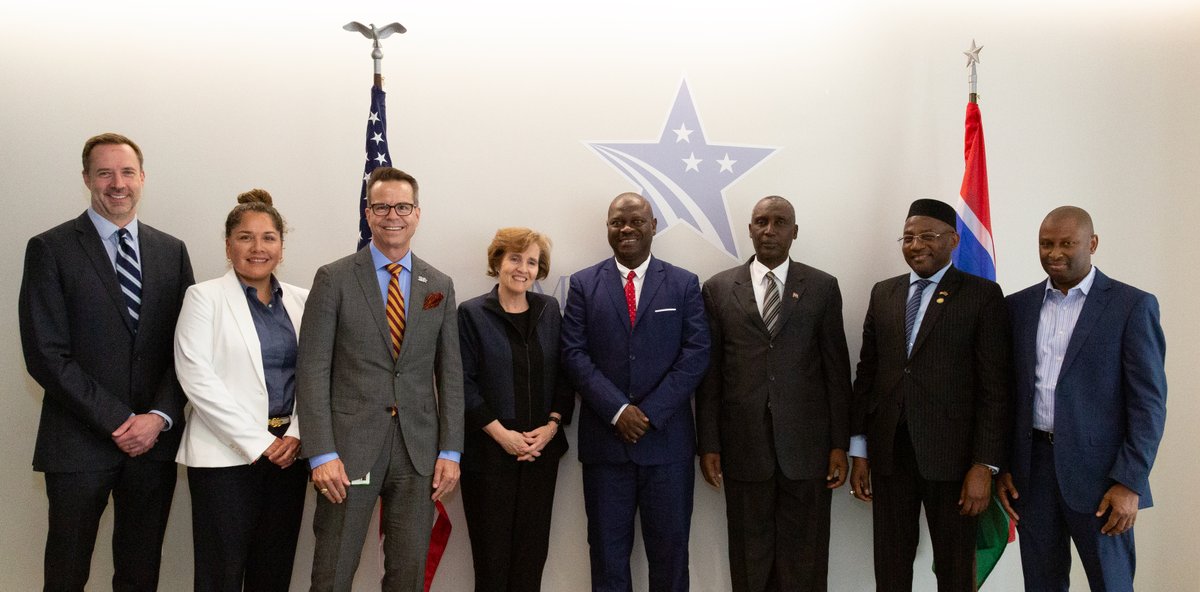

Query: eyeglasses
[[897, 231, 954, 245], [368, 202, 416, 217]]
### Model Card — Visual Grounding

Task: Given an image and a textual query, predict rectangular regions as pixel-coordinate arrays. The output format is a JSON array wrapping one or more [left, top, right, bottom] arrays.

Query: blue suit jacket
[[561, 256, 710, 466], [1007, 269, 1167, 513]]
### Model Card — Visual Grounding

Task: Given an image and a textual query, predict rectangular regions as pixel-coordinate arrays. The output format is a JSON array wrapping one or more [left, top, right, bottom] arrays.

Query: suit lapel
[[402, 255, 433, 362], [1015, 286, 1042, 383], [635, 257, 665, 328], [74, 214, 133, 334], [221, 270, 267, 389], [909, 266, 962, 359], [776, 261, 808, 332], [1059, 270, 1111, 379], [602, 259, 633, 330], [353, 248, 393, 359], [134, 225, 172, 344], [731, 264, 768, 335]]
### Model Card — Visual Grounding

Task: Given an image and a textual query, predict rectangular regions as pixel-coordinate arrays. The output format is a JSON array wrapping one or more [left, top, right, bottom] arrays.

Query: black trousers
[[43, 457, 176, 592], [724, 471, 832, 592], [187, 458, 308, 592], [461, 454, 562, 592], [871, 424, 977, 592]]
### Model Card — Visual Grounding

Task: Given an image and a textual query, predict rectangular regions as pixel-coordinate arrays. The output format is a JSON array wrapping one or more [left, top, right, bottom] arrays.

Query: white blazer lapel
[[220, 270, 267, 392]]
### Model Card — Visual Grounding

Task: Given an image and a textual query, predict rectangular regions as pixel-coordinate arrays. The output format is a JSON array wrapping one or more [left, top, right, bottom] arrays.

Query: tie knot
[[117, 228, 131, 242], [913, 278, 933, 291], [626, 270, 636, 281], [765, 270, 778, 284], [386, 263, 402, 277]]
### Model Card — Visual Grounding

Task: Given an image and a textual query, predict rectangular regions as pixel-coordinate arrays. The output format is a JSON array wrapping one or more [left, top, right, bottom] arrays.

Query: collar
[[615, 255, 652, 279], [750, 256, 790, 285], [370, 242, 413, 272], [240, 275, 282, 301], [909, 262, 952, 286], [87, 207, 139, 240], [1043, 265, 1097, 297]]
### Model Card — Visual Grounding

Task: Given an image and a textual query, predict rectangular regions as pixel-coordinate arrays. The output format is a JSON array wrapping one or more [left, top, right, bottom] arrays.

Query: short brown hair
[[225, 188, 286, 239], [82, 133, 144, 173], [486, 227, 552, 281], [367, 167, 419, 206]]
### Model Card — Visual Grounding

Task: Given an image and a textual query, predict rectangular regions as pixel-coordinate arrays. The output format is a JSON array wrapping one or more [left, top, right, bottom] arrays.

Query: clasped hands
[[486, 417, 560, 462], [111, 413, 165, 457], [615, 404, 650, 444]]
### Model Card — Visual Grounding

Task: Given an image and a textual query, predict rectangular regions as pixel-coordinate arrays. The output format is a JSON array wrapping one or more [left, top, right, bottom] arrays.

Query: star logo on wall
[[588, 81, 777, 258]]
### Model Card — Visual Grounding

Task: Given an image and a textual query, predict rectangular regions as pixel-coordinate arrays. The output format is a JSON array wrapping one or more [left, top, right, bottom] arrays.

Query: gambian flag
[[951, 100, 1015, 588]]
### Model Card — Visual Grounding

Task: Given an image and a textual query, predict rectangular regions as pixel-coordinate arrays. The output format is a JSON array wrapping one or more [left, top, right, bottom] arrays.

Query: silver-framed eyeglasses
[[368, 202, 416, 216], [897, 231, 954, 245]]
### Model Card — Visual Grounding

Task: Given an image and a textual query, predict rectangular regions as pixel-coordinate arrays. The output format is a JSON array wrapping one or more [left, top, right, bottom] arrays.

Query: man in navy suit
[[998, 206, 1167, 591], [19, 133, 194, 590], [562, 192, 711, 592]]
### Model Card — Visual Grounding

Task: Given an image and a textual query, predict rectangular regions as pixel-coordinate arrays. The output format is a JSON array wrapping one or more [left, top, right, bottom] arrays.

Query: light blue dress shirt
[[1033, 266, 1097, 432]]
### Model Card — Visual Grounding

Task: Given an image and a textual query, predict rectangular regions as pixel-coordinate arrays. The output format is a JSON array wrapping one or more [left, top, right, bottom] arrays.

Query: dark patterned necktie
[[762, 271, 781, 337], [115, 228, 141, 329], [385, 263, 406, 359], [905, 278, 933, 348]]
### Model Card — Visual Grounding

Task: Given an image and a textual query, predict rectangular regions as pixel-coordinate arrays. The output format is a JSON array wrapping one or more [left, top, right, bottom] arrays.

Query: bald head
[[1039, 205, 1098, 294], [606, 192, 657, 268], [1043, 206, 1094, 235]]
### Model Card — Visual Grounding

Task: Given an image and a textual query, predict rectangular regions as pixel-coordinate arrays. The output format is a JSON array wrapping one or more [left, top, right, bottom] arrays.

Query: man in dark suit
[[19, 133, 194, 591], [298, 167, 464, 591], [848, 198, 1010, 591], [697, 196, 853, 592], [561, 192, 710, 592], [997, 206, 1166, 591]]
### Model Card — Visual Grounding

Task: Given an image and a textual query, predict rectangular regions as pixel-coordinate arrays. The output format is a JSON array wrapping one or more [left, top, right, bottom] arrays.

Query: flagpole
[[965, 39, 982, 104]]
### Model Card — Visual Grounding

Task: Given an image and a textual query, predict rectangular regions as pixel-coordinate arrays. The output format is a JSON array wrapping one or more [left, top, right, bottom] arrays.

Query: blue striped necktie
[[115, 228, 142, 329], [904, 278, 932, 351]]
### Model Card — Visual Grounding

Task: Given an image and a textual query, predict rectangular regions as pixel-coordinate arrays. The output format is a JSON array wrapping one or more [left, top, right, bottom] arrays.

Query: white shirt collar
[[750, 257, 789, 286], [1043, 265, 1097, 297]]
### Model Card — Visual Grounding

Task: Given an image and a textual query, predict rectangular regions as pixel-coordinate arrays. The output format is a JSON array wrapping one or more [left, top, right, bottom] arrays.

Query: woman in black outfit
[[457, 227, 575, 592]]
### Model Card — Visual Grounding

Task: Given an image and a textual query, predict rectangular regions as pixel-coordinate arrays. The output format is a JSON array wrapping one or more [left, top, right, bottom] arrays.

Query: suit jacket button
[[629, 355, 635, 361], [395, 372, 401, 377], [903, 367, 911, 374]]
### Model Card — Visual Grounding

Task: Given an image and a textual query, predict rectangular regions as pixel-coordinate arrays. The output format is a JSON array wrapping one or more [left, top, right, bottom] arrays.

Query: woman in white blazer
[[175, 189, 309, 592]]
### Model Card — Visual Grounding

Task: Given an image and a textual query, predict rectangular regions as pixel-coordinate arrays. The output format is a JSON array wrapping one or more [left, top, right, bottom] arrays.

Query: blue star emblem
[[588, 81, 777, 258]]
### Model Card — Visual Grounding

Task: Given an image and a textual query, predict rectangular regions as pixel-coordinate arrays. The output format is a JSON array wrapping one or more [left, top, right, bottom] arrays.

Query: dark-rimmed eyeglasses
[[368, 202, 416, 217]]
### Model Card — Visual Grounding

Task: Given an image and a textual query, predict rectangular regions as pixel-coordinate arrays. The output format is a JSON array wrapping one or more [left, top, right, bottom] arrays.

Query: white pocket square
[[654, 308, 677, 313]]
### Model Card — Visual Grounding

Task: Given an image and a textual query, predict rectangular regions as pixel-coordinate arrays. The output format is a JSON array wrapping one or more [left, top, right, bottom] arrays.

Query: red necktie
[[624, 270, 637, 326]]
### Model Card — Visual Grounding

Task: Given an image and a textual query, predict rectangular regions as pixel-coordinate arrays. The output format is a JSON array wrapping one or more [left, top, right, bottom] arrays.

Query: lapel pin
[[936, 297, 945, 304], [936, 290, 949, 304], [791, 292, 799, 299], [417, 276, 428, 283]]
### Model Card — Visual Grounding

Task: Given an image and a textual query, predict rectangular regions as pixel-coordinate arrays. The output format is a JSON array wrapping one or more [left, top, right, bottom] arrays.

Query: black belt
[[1033, 429, 1054, 444]]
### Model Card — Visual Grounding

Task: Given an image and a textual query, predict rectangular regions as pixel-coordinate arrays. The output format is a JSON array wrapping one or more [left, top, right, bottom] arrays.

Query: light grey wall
[[2, 1, 1197, 590]]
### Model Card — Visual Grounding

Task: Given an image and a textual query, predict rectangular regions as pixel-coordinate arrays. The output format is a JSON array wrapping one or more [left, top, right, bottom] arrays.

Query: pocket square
[[423, 292, 444, 310], [654, 308, 677, 313]]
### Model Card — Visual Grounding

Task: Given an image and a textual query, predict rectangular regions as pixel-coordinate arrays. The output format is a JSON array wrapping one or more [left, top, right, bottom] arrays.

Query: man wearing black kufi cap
[[846, 198, 1011, 591]]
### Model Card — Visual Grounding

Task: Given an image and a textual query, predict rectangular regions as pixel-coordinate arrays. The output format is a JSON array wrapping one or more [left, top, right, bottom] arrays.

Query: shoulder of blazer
[[410, 253, 453, 285], [704, 262, 749, 288], [652, 256, 699, 283], [136, 220, 185, 249]]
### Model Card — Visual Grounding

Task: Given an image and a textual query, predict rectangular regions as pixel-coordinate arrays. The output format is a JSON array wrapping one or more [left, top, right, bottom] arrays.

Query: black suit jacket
[[19, 211, 194, 472], [851, 266, 1010, 481], [697, 259, 852, 481]]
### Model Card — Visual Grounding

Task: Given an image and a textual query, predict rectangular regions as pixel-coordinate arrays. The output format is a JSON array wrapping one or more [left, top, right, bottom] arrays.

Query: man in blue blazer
[[562, 192, 711, 592], [998, 206, 1167, 591]]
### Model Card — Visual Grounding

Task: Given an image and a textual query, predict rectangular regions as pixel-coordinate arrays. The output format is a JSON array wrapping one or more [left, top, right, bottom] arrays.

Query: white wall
[[2, 1, 1197, 590]]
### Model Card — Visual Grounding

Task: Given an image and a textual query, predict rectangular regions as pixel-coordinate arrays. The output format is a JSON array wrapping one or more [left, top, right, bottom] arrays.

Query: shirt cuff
[[611, 403, 629, 425], [438, 450, 461, 463], [309, 452, 339, 470], [148, 410, 172, 431], [849, 434, 868, 459], [977, 463, 1000, 475]]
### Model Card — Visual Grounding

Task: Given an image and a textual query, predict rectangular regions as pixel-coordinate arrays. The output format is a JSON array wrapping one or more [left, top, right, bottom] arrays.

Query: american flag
[[358, 85, 392, 250]]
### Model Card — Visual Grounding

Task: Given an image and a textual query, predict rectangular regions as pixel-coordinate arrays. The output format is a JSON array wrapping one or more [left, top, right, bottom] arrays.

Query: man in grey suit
[[298, 167, 464, 591], [697, 196, 853, 592], [19, 133, 194, 590]]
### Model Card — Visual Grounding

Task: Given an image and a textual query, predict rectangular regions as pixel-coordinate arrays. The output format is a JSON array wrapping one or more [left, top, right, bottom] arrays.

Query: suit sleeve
[[636, 273, 711, 427], [174, 283, 275, 463], [458, 305, 496, 432], [971, 282, 1012, 469], [819, 278, 853, 449], [295, 265, 339, 458], [434, 281, 465, 454], [546, 306, 576, 424], [150, 240, 194, 425], [18, 235, 132, 436], [850, 284, 881, 437], [1110, 293, 1168, 496], [695, 280, 724, 454], [561, 273, 635, 422]]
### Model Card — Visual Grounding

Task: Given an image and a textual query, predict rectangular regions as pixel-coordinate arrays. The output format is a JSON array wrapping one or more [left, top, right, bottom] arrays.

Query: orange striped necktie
[[385, 263, 406, 359]]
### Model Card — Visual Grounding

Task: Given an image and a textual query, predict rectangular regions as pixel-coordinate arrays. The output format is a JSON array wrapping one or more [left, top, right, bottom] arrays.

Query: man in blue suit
[[562, 192, 711, 592], [998, 206, 1167, 591]]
